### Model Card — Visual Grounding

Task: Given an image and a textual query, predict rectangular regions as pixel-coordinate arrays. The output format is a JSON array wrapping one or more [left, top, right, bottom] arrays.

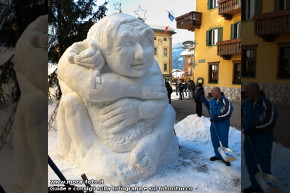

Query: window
[[164, 64, 167, 71], [231, 22, 241, 39], [275, 0, 290, 11], [187, 66, 192, 75], [233, 61, 241, 84], [242, 46, 257, 77], [277, 44, 290, 79], [206, 28, 222, 46], [208, 0, 218, 9], [154, 47, 157, 55], [164, 38, 167, 41], [242, 0, 262, 20], [164, 48, 167, 56], [208, 62, 219, 83]]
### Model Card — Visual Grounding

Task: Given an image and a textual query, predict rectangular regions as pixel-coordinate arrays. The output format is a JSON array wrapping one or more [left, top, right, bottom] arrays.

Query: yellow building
[[150, 25, 175, 82], [241, 0, 290, 106], [176, 0, 241, 102]]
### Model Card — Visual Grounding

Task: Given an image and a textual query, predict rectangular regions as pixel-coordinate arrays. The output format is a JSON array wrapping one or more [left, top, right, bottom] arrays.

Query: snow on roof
[[147, 23, 175, 34], [180, 49, 194, 56]]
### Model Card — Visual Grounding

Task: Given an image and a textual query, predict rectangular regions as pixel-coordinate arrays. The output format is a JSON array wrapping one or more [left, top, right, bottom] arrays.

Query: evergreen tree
[[48, 0, 108, 100], [0, 0, 47, 103]]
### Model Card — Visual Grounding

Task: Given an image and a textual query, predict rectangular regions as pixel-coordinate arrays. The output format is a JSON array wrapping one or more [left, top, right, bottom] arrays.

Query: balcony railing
[[217, 38, 241, 60], [253, 9, 290, 41], [218, 0, 241, 20], [176, 11, 202, 31]]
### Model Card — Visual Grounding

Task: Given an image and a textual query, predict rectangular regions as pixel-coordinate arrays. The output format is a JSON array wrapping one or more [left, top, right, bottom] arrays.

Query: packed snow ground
[[48, 105, 242, 193]]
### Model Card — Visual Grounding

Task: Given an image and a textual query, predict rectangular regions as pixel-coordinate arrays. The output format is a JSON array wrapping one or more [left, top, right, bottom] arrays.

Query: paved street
[[170, 92, 241, 130]]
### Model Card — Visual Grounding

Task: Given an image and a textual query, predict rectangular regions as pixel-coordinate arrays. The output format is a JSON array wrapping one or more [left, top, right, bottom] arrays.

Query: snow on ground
[[241, 140, 290, 192], [48, 107, 242, 193]]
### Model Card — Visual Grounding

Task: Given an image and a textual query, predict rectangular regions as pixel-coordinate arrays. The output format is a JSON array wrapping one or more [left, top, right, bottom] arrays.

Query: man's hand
[[200, 95, 206, 103], [99, 98, 141, 133]]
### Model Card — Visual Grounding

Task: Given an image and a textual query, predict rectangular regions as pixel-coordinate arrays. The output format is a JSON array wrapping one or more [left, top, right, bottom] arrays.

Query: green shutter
[[238, 22, 241, 38], [255, 0, 262, 15], [206, 30, 210, 46], [241, 0, 245, 20], [208, 0, 212, 9], [231, 24, 235, 39], [287, 0, 290, 10], [275, 0, 280, 11], [218, 27, 223, 42]]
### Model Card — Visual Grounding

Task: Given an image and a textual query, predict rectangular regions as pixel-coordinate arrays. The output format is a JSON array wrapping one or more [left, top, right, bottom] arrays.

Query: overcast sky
[[99, 0, 196, 46]]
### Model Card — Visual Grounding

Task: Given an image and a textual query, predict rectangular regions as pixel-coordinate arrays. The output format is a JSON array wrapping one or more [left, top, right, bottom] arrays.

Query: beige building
[[150, 25, 175, 82]]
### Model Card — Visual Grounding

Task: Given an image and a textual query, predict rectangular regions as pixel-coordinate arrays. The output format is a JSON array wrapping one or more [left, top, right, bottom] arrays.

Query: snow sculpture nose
[[134, 43, 145, 62]]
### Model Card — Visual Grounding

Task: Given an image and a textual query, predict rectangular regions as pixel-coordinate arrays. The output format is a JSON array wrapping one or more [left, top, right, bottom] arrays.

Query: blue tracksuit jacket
[[242, 96, 278, 191], [203, 94, 233, 160]]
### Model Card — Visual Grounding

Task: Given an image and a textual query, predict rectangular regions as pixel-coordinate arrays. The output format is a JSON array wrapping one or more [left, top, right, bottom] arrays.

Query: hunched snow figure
[[57, 13, 179, 185], [12, 15, 47, 193]]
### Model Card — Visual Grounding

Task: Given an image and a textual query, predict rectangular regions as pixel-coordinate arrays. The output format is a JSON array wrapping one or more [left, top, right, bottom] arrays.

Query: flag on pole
[[167, 11, 175, 22], [164, 26, 169, 33]]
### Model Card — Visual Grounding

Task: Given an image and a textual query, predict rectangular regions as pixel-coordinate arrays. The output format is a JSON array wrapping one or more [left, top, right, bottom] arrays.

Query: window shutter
[[241, 0, 246, 20], [206, 30, 210, 46], [231, 24, 235, 39], [218, 27, 223, 42], [238, 22, 241, 38], [274, 0, 280, 11], [287, 0, 290, 10], [255, 0, 262, 15], [208, 0, 212, 9]]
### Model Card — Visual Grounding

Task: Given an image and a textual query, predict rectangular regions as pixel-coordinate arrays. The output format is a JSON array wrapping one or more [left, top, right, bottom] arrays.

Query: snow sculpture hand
[[99, 98, 141, 133], [67, 39, 104, 87]]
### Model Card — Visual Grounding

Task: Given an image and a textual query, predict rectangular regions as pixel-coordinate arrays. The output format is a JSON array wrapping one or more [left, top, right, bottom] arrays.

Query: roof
[[180, 49, 194, 56], [148, 24, 176, 34]]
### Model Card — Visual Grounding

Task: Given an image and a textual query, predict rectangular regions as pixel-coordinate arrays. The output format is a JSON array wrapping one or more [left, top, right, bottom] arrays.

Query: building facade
[[241, 0, 290, 106], [151, 25, 175, 82], [180, 41, 195, 80], [176, 0, 241, 102]]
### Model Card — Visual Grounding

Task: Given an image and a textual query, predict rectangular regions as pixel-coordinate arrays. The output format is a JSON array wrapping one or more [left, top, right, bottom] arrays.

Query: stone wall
[[203, 86, 241, 102], [242, 82, 290, 106]]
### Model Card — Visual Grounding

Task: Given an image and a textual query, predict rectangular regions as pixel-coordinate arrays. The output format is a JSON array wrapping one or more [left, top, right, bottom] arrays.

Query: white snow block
[[57, 13, 179, 185]]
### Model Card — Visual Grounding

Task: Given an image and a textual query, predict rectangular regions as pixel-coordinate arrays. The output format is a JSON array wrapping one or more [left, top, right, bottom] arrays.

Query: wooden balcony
[[253, 10, 290, 42], [218, 0, 241, 20], [176, 11, 202, 31], [217, 38, 241, 60]]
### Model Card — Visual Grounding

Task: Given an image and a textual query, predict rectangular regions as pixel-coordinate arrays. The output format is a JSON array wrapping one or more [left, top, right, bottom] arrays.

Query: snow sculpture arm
[[67, 39, 104, 87], [58, 42, 167, 103], [99, 97, 168, 133]]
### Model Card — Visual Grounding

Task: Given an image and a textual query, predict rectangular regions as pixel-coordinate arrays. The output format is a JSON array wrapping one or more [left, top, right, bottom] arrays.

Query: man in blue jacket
[[242, 82, 278, 193], [201, 87, 233, 166]]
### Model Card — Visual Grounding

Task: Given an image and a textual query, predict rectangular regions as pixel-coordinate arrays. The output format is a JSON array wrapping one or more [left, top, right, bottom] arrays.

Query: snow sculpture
[[12, 15, 47, 193], [57, 13, 179, 185]]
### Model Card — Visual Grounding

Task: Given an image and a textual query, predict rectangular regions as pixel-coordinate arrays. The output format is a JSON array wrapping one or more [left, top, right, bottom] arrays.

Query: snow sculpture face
[[106, 23, 154, 77], [87, 14, 154, 77]]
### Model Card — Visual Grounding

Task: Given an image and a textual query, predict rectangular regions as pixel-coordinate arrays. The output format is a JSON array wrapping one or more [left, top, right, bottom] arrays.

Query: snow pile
[[175, 114, 241, 157], [175, 115, 211, 144]]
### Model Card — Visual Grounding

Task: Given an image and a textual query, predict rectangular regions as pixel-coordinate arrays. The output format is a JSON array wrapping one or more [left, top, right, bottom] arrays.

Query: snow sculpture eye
[[141, 39, 151, 47], [122, 39, 135, 48]]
